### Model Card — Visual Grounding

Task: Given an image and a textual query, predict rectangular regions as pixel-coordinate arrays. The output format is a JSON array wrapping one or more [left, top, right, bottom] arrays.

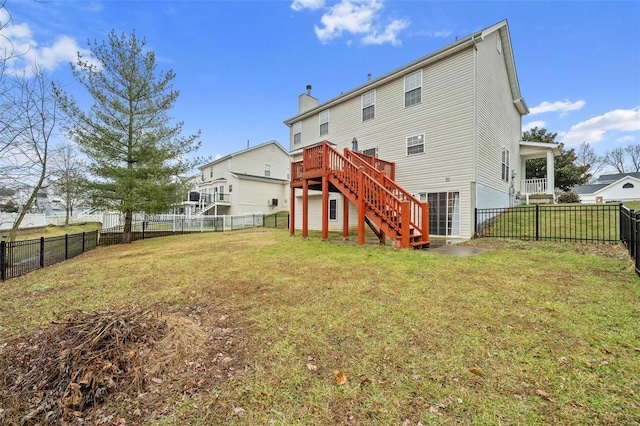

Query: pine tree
[[57, 31, 201, 242]]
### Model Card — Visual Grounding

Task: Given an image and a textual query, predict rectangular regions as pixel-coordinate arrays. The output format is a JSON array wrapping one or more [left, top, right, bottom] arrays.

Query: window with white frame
[[406, 134, 425, 155], [293, 121, 301, 144], [501, 148, 510, 182], [228, 184, 232, 193], [404, 70, 422, 107], [362, 90, 375, 121], [265, 164, 271, 177], [428, 192, 460, 237], [319, 110, 329, 136]]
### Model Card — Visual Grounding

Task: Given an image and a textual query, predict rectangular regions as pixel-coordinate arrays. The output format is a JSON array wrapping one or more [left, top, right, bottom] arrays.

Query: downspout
[[472, 35, 479, 234]]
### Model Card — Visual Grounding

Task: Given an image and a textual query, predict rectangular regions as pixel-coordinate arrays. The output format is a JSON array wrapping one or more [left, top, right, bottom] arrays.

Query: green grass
[[0, 229, 638, 425], [480, 204, 620, 241]]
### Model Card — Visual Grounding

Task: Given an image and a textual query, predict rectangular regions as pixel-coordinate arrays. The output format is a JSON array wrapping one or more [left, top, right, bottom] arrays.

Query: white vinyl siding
[[362, 90, 375, 121], [404, 70, 422, 107], [476, 30, 522, 198]]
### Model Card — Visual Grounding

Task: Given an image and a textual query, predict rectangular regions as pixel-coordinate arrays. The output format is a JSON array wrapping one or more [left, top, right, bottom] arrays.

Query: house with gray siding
[[284, 20, 558, 242]]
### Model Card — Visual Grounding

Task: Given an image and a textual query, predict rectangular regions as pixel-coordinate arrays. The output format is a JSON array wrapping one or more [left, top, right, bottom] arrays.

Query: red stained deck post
[[400, 200, 410, 248], [322, 176, 329, 240], [343, 194, 349, 239], [357, 167, 365, 245], [302, 179, 309, 238], [421, 202, 429, 244], [290, 186, 296, 236]]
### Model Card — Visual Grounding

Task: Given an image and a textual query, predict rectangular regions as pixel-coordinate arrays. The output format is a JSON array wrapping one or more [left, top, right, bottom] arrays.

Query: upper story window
[[362, 90, 375, 121], [210, 168, 213, 178], [319, 110, 329, 136], [407, 134, 424, 155], [404, 70, 422, 107], [623, 182, 634, 189], [502, 148, 510, 182], [293, 121, 301, 144], [229, 184, 233, 192], [265, 164, 271, 177]]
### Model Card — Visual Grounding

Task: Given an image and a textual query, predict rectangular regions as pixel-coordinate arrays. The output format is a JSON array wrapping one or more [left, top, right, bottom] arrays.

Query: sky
[[1, 0, 639, 169]]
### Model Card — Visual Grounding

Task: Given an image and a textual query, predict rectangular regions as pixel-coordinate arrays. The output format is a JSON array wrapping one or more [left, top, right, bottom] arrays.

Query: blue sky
[[2, 0, 639, 165]]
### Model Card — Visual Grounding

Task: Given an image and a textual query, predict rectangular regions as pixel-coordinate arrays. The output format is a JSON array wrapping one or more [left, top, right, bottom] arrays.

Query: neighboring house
[[0, 188, 17, 212], [573, 172, 640, 203], [185, 140, 291, 216], [284, 20, 560, 242]]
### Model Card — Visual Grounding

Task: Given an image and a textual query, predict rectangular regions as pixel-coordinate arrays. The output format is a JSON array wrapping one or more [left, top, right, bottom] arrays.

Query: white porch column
[[546, 150, 555, 194], [520, 157, 526, 193]]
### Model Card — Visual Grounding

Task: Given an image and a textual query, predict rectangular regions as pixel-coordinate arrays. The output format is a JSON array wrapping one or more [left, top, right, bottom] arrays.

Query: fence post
[[631, 209, 636, 259], [82, 232, 86, 253], [0, 240, 6, 281], [65, 234, 69, 260], [474, 208, 478, 237], [536, 204, 540, 241], [142, 221, 146, 240], [40, 237, 45, 268]]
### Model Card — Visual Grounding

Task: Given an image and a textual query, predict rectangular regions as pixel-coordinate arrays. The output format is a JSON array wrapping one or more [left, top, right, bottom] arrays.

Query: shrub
[[558, 190, 581, 203]]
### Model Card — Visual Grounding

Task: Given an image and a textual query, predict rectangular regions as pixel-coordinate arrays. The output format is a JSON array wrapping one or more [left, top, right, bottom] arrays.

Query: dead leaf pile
[[0, 306, 167, 425]]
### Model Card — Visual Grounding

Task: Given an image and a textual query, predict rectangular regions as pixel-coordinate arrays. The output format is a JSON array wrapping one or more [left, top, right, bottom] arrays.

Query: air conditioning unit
[[268, 198, 278, 207]]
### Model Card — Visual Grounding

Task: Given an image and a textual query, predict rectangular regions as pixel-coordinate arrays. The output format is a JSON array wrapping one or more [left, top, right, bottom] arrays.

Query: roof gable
[[200, 140, 288, 170], [284, 19, 526, 125]]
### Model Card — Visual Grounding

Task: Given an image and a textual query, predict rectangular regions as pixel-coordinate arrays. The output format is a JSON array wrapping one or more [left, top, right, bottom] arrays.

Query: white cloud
[[299, 0, 408, 45], [529, 99, 586, 117], [616, 135, 636, 144], [523, 120, 546, 132], [561, 107, 640, 146], [0, 12, 91, 75], [362, 18, 409, 46], [291, 0, 325, 11]]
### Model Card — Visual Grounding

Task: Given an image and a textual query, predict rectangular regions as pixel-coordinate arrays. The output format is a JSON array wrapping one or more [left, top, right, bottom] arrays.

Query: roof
[[284, 19, 526, 125], [595, 172, 640, 184], [573, 175, 640, 195], [199, 140, 289, 170]]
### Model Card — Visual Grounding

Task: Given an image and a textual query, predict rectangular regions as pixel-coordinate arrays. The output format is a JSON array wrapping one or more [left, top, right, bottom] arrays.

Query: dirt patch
[[0, 304, 248, 425]]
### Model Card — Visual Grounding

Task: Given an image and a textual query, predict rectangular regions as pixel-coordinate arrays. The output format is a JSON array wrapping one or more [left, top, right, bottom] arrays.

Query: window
[[210, 168, 213, 178], [329, 199, 337, 220], [406, 134, 424, 155], [428, 192, 460, 236], [264, 164, 271, 177], [404, 70, 422, 107], [497, 33, 502, 54], [362, 147, 377, 157], [293, 122, 301, 144], [228, 184, 232, 192], [362, 90, 375, 121], [319, 110, 329, 136], [502, 148, 510, 182], [623, 183, 634, 189]]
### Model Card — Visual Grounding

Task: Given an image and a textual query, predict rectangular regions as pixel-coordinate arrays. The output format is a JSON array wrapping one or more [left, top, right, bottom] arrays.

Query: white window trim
[[406, 134, 425, 156], [329, 199, 338, 221], [404, 70, 422, 107], [319, 109, 329, 136], [362, 90, 375, 121], [293, 121, 301, 144]]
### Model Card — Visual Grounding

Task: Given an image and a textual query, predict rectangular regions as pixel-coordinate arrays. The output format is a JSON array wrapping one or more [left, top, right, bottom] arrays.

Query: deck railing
[[521, 178, 548, 195]]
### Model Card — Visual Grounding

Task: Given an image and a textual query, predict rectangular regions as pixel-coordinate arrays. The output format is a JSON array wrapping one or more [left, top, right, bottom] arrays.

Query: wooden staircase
[[290, 141, 429, 248]]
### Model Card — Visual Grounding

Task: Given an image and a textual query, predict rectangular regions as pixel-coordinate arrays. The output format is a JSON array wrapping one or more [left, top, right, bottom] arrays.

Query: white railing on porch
[[521, 178, 548, 195]]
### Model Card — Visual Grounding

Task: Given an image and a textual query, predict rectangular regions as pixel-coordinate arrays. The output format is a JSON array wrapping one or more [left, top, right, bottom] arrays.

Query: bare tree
[[48, 142, 87, 225], [602, 147, 626, 173], [576, 142, 603, 182], [1, 66, 58, 241], [624, 144, 640, 172]]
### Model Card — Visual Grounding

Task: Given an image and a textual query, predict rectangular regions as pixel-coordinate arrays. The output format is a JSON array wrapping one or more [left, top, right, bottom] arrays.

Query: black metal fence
[[620, 206, 640, 275], [475, 203, 621, 243], [0, 231, 99, 281]]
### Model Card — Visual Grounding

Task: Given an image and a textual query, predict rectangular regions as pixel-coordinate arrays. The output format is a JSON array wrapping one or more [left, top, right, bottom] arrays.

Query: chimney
[[367, 73, 371, 81], [298, 84, 319, 114]]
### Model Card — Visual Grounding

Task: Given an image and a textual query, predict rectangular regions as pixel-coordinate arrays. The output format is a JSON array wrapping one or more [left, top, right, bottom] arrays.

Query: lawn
[[0, 228, 638, 425]]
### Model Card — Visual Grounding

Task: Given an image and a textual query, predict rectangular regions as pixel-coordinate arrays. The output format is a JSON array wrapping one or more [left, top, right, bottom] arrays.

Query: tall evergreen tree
[[522, 127, 590, 191], [56, 31, 201, 242]]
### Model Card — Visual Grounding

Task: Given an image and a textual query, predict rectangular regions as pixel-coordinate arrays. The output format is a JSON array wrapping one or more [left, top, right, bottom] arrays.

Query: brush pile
[[0, 307, 168, 425]]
